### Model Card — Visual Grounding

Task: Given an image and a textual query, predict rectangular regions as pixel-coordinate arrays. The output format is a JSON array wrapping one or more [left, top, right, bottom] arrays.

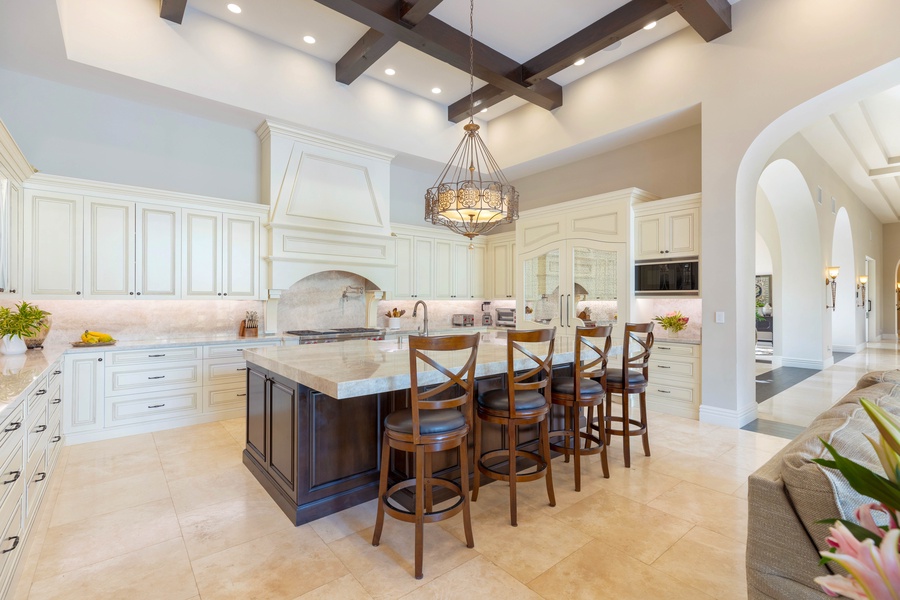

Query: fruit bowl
[[71, 340, 116, 348]]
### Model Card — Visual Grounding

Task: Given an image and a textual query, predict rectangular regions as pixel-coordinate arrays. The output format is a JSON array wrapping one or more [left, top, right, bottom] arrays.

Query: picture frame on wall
[[755, 275, 772, 306]]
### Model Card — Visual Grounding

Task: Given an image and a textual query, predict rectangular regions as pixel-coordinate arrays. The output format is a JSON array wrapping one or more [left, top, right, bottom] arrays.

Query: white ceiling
[[801, 84, 900, 224]]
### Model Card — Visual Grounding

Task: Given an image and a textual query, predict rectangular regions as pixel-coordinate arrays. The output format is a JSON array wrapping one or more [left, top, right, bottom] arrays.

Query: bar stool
[[372, 333, 479, 580], [549, 325, 612, 491], [472, 327, 555, 527], [602, 323, 654, 468]]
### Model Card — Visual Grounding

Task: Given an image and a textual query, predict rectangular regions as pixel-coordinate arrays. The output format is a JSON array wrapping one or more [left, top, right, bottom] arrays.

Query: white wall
[[0, 68, 260, 203], [831, 208, 857, 351], [755, 232, 773, 276], [756, 189, 783, 354]]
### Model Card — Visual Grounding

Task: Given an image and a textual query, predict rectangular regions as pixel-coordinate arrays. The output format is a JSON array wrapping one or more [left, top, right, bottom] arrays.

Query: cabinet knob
[[76, 291, 81, 295], [223, 293, 227, 296], [98, 358, 103, 362], [217, 293, 222, 296], [9, 289, 15, 294], [129, 292, 134, 295], [136, 292, 142, 296]]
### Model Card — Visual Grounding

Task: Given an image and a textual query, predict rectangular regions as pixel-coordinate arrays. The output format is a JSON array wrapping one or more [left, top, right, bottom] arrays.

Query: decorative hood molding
[[258, 120, 397, 293]]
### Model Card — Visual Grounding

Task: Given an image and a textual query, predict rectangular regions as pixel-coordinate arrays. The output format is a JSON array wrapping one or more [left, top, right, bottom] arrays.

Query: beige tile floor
[[9, 404, 794, 600], [757, 341, 900, 427]]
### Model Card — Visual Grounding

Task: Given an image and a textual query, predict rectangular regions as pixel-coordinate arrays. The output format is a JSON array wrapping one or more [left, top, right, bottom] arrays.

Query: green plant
[[755, 299, 765, 322], [0, 302, 51, 339], [653, 311, 689, 333]]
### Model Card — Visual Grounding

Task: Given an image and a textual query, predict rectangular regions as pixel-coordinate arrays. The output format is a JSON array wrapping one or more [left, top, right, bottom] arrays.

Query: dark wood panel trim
[[159, 0, 188, 24], [666, 0, 732, 42]]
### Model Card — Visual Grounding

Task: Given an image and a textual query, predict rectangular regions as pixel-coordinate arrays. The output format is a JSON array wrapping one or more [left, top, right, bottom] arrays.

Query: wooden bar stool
[[549, 325, 612, 491], [472, 327, 555, 527], [602, 323, 654, 468], [372, 333, 479, 580]]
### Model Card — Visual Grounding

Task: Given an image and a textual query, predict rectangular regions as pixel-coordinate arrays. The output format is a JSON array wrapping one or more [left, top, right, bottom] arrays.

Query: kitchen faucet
[[412, 300, 429, 336]]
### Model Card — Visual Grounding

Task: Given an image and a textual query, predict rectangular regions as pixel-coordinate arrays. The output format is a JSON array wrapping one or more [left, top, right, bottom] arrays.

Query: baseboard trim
[[833, 344, 865, 353], [699, 402, 757, 428], [781, 357, 828, 370], [883, 334, 898, 341]]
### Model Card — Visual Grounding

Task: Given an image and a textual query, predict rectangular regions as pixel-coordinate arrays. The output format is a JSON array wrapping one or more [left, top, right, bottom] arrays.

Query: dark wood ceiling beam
[[666, 0, 732, 42], [336, 0, 445, 85], [159, 0, 188, 24], [447, 85, 511, 123], [315, 0, 562, 111]]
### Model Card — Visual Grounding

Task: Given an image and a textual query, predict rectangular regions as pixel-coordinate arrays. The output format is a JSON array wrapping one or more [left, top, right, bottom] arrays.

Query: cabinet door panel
[[137, 204, 180, 298], [413, 238, 433, 298], [63, 352, 104, 434], [246, 368, 267, 464], [433, 240, 453, 298], [491, 243, 510, 299], [452, 242, 470, 298], [223, 215, 258, 299], [635, 215, 664, 260], [667, 208, 699, 256], [183, 211, 221, 298], [85, 198, 134, 298], [26, 192, 83, 297], [469, 245, 485, 299], [268, 377, 297, 497], [394, 236, 413, 299]]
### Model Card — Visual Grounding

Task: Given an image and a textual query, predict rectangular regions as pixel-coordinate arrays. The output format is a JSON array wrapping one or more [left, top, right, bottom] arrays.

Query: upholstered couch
[[746, 370, 900, 599]]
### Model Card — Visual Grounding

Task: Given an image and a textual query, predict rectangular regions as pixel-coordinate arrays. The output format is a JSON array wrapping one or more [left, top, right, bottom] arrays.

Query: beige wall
[[511, 125, 701, 210], [883, 223, 900, 338]]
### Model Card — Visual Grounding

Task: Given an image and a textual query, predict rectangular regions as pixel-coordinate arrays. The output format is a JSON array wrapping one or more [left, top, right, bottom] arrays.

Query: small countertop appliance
[[496, 308, 516, 327], [452, 314, 475, 327]]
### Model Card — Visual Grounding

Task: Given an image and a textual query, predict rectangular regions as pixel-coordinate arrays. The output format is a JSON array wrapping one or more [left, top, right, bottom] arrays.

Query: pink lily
[[816, 525, 900, 600]]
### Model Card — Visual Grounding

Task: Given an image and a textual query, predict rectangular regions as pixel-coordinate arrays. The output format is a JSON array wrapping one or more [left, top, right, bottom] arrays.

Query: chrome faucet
[[412, 300, 429, 336]]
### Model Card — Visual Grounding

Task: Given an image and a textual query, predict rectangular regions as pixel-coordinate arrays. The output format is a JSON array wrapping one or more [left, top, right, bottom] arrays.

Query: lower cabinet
[[646, 341, 702, 418]]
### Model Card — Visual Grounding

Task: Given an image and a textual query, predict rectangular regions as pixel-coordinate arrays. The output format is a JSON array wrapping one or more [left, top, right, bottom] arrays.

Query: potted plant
[[0, 302, 51, 355], [653, 310, 689, 337]]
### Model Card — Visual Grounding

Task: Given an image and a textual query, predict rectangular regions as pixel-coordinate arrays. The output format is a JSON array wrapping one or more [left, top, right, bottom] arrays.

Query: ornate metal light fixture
[[424, 0, 518, 240], [825, 266, 840, 311]]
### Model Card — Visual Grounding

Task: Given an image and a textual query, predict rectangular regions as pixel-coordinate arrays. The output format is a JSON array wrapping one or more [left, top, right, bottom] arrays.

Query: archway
[[757, 160, 822, 368], [830, 208, 856, 352]]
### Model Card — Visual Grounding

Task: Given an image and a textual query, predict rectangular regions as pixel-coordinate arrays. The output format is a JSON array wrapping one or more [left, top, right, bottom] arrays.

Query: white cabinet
[[487, 234, 515, 299], [84, 197, 134, 299], [469, 244, 486, 299], [633, 195, 700, 261], [63, 352, 105, 434], [0, 179, 22, 297], [394, 235, 434, 299], [23, 191, 84, 298], [394, 228, 487, 300], [183, 210, 259, 299], [646, 341, 702, 419], [136, 204, 181, 299], [434, 240, 476, 299]]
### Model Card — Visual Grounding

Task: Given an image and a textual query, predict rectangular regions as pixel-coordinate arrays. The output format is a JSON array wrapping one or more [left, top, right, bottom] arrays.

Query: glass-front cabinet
[[520, 239, 628, 338]]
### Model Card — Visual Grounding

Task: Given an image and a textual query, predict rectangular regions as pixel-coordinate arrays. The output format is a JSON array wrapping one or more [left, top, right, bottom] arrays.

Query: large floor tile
[[27, 538, 198, 600], [221, 417, 247, 445], [178, 493, 294, 560], [159, 442, 244, 482], [65, 434, 158, 465], [168, 464, 265, 515], [652, 526, 748, 600], [400, 555, 543, 600], [553, 488, 693, 564], [35, 498, 182, 580], [58, 449, 163, 488], [153, 421, 238, 457], [295, 573, 372, 599], [50, 469, 171, 527], [192, 525, 348, 600], [309, 498, 379, 544], [649, 481, 749, 543], [646, 451, 752, 495], [528, 541, 714, 600], [593, 462, 682, 503]]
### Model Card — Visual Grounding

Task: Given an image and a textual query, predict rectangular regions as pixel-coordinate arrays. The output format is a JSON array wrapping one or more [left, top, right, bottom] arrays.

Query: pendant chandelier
[[424, 0, 519, 240]]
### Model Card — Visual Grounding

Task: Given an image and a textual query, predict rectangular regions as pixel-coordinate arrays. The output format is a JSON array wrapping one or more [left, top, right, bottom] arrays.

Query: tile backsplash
[[633, 298, 702, 338]]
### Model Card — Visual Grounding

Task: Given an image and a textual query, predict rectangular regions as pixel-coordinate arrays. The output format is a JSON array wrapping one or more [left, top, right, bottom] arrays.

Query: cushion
[[478, 388, 547, 412], [552, 377, 604, 397], [780, 381, 900, 555], [384, 408, 466, 435], [605, 368, 646, 386]]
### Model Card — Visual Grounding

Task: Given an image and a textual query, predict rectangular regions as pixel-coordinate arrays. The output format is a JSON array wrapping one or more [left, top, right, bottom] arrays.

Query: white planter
[[388, 317, 401, 330], [1, 335, 28, 355]]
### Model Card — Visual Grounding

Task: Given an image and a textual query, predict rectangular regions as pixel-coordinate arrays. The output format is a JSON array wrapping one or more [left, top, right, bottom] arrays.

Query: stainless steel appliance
[[285, 328, 385, 344], [496, 308, 516, 327], [452, 314, 475, 327], [634, 258, 699, 295], [482, 313, 492, 326]]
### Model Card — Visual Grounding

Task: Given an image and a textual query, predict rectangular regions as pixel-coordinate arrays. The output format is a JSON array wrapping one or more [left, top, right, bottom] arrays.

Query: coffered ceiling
[[801, 84, 900, 224]]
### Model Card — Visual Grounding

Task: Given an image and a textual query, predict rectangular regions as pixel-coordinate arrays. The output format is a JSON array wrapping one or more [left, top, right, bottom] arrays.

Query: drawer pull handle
[[52, 398, 61, 405], [52, 370, 61, 375], [235, 349, 244, 352], [3, 471, 19, 484], [236, 393, 247, 397], [148, 354, 166, 358], [35, 389, 47, 396], [4, 422, 20, 432], [236, 368, 248, 371], [658, 365, 671, 369], [35, 425, 47, 433], [147, 404, 165, 409], [658, 346, 671, 350], [657, 389, 671, 394], [148, 376, 166, 380], [34, 472, 46, 482], [2, 536, 19, 554], [51, 436, 61, 443]]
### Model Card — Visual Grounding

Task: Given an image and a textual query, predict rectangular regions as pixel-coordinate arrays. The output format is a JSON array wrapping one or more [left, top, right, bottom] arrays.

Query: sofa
[[746, 370, 900, 599]]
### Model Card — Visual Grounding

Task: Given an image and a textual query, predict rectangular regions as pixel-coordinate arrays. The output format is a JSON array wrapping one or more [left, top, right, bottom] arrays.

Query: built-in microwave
[[634, 258, 699, 295]]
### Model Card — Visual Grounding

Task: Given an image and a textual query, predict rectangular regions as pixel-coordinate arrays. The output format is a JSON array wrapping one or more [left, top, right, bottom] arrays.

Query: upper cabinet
[[486, 232, 515, 299], [136, 204, 181, 299], [24, 191, 84, 298], [183, 210, 259, 300], [393, 225, 485, 301], [633, 194, 701, 261], [0, 119, 34, 298]]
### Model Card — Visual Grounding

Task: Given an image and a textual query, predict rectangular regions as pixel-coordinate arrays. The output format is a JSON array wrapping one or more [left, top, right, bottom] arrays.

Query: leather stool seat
[[606, 368, 646, 385], [551, 377, 604, 396], [384, 409, 466, 435], [478, 389, 546, 412]]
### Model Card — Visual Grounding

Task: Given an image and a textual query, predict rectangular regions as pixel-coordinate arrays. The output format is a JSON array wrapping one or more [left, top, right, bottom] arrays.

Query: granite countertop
[[244, 333, 616, 399], [654, 336, 701, 345]]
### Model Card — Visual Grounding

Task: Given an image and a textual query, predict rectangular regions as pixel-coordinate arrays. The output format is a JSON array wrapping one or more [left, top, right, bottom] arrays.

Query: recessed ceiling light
[[384, 68, 396, 76], [480, 108, 488, 113], [227, 3, 241, 13], [573, 58, 586, 66], [603, 41, 622, 52], [303, 35, 316, 44], [431, 87, 442, 94], [643, 21, 657, 30]]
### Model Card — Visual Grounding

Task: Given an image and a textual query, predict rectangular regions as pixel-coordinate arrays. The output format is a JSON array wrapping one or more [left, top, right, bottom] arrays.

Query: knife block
[[239, 320, 258, 337]]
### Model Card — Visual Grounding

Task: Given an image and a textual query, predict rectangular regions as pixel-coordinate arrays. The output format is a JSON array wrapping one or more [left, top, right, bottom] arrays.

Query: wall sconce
[[896, 282, 900, 309], [857, 275, 868, 309], [825, 266, 840, 310]]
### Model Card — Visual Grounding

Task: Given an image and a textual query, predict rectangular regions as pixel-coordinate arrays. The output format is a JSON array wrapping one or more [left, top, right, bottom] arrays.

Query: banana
[[81, 330, 114, 344]]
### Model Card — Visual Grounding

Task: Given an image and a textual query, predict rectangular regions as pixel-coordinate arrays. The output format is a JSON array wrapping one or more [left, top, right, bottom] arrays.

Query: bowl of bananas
[[72, 330, 117, 347]]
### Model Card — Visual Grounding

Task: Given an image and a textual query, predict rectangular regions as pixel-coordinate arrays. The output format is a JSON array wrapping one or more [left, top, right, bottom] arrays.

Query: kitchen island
[[242, 332, 584, 525]]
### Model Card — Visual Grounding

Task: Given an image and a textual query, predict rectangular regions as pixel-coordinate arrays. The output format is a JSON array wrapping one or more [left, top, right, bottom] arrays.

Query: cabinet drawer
[[105, 362, 201, 396], [107, 346, 201, 366], [106, 389, 201, 427], [0, 406, 25, 466], [653, 342, 699, 359], [204, 385, 247, 413], [0, 442, 23, 514], [204, 360, 247, 386], [25, 447, 47, 528], [0, 496, 23, 597], [27, 378, 49, 415], [650, 359, 697, 379], [48, 377, 63, 420], [204, 341, 280, 360], [26, 404, 48, 466], [647, 382, 694, 405]]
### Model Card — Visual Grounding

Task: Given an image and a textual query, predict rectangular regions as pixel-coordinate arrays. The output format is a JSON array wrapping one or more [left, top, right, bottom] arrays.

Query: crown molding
[[0, 120, 36, 183], [519, 187, 659, 219], [24, 173, 269, 216], [256, 120, 396, 163]]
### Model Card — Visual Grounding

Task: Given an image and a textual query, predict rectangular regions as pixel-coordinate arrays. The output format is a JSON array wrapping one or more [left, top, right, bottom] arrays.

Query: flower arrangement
[[653, 310, 689, 333], [812, 398, 900, 599]]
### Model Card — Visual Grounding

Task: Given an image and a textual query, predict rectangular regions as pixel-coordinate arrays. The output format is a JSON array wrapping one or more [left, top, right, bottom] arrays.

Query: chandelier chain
[[468, 0, 474, 123]]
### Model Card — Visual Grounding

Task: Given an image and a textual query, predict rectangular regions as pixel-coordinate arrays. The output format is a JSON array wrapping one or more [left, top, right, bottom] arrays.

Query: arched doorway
[[830, 208, 856, 353]]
